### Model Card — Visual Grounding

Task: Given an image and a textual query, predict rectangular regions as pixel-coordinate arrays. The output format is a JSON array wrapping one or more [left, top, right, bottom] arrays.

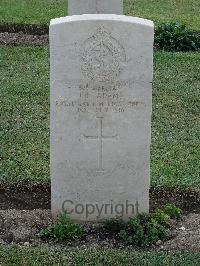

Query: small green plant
[[40, 212, 85, 241], [119, 216, 167, 247], [103, 218, 126, 234], [151, 209, 171, 226], [155, 22, 199, 52], [127, 217, 146, 246], [144, 220, 167, 246], [163, 203, 182, 219], [118, 204, 182, 247], [136, 213, 150, 225]]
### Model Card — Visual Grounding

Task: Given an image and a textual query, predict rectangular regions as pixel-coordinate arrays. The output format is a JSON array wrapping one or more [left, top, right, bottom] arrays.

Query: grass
[[152, 52, 200, 187], [0, 46, 199, 187], [0, 246, 200, 265], [0, 0, 66, 26], [0, 0, 199, 30], [0, 46, 49, 182], [124, 0, 200, 31]]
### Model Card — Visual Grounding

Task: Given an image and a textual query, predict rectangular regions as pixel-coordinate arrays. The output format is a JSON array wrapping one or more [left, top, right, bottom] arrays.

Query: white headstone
[[50, 14, 154, 221], [68, 0, 123, 15]]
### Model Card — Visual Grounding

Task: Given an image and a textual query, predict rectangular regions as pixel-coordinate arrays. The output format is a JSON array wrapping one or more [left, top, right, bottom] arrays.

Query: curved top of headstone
[[50, 14, 154, 28], [68, 0, 123, 15]]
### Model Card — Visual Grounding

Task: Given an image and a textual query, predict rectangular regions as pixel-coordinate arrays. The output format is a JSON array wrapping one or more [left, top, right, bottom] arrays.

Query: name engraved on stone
[[54, 79, 147, 113], [83, 117, 117, 172], [80, 27, 126, 82]]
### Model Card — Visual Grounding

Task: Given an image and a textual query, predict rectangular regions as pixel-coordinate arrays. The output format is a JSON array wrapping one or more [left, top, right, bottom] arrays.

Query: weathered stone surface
[[50, 14, 154, 221], [68, 0, 123, 15]]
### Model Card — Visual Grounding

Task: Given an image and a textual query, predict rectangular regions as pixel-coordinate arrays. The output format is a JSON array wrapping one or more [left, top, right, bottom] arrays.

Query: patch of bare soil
[[150, 187, 200, 214], [0, 24, 48, 35], [0, 183, 50, 210], [0, 183, 199, 251], [1, 183, 200, 214], [0, 32, 48, 46], [157, 213, 200, 252], [0, 210, 199, 252], [0, 210, 51, 245]]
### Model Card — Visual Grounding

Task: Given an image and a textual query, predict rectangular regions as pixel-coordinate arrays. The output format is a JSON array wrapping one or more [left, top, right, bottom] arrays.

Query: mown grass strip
[[124, 0, 200, 31], [0, 0, 199, 30], [0, 246, 200, 265], [0, 46, 49, 182], [0, 46, 199, 187]]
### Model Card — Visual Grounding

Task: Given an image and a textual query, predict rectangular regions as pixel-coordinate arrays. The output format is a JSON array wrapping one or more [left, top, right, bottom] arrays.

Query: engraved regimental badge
[[80, 27, 126, 82]]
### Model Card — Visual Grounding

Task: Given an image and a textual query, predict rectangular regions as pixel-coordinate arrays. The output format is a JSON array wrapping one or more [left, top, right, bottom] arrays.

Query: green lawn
[[0, 46, 199, 187], [152, 52, 200, 187], [0, 46, 49, 182], [124, 0, 200, 30], [0, 0, 199, 30], [0, 246, 200, 265]]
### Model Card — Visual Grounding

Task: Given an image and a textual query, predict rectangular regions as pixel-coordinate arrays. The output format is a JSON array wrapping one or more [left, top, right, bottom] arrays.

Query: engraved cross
[[83, 117, 117, 172]]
